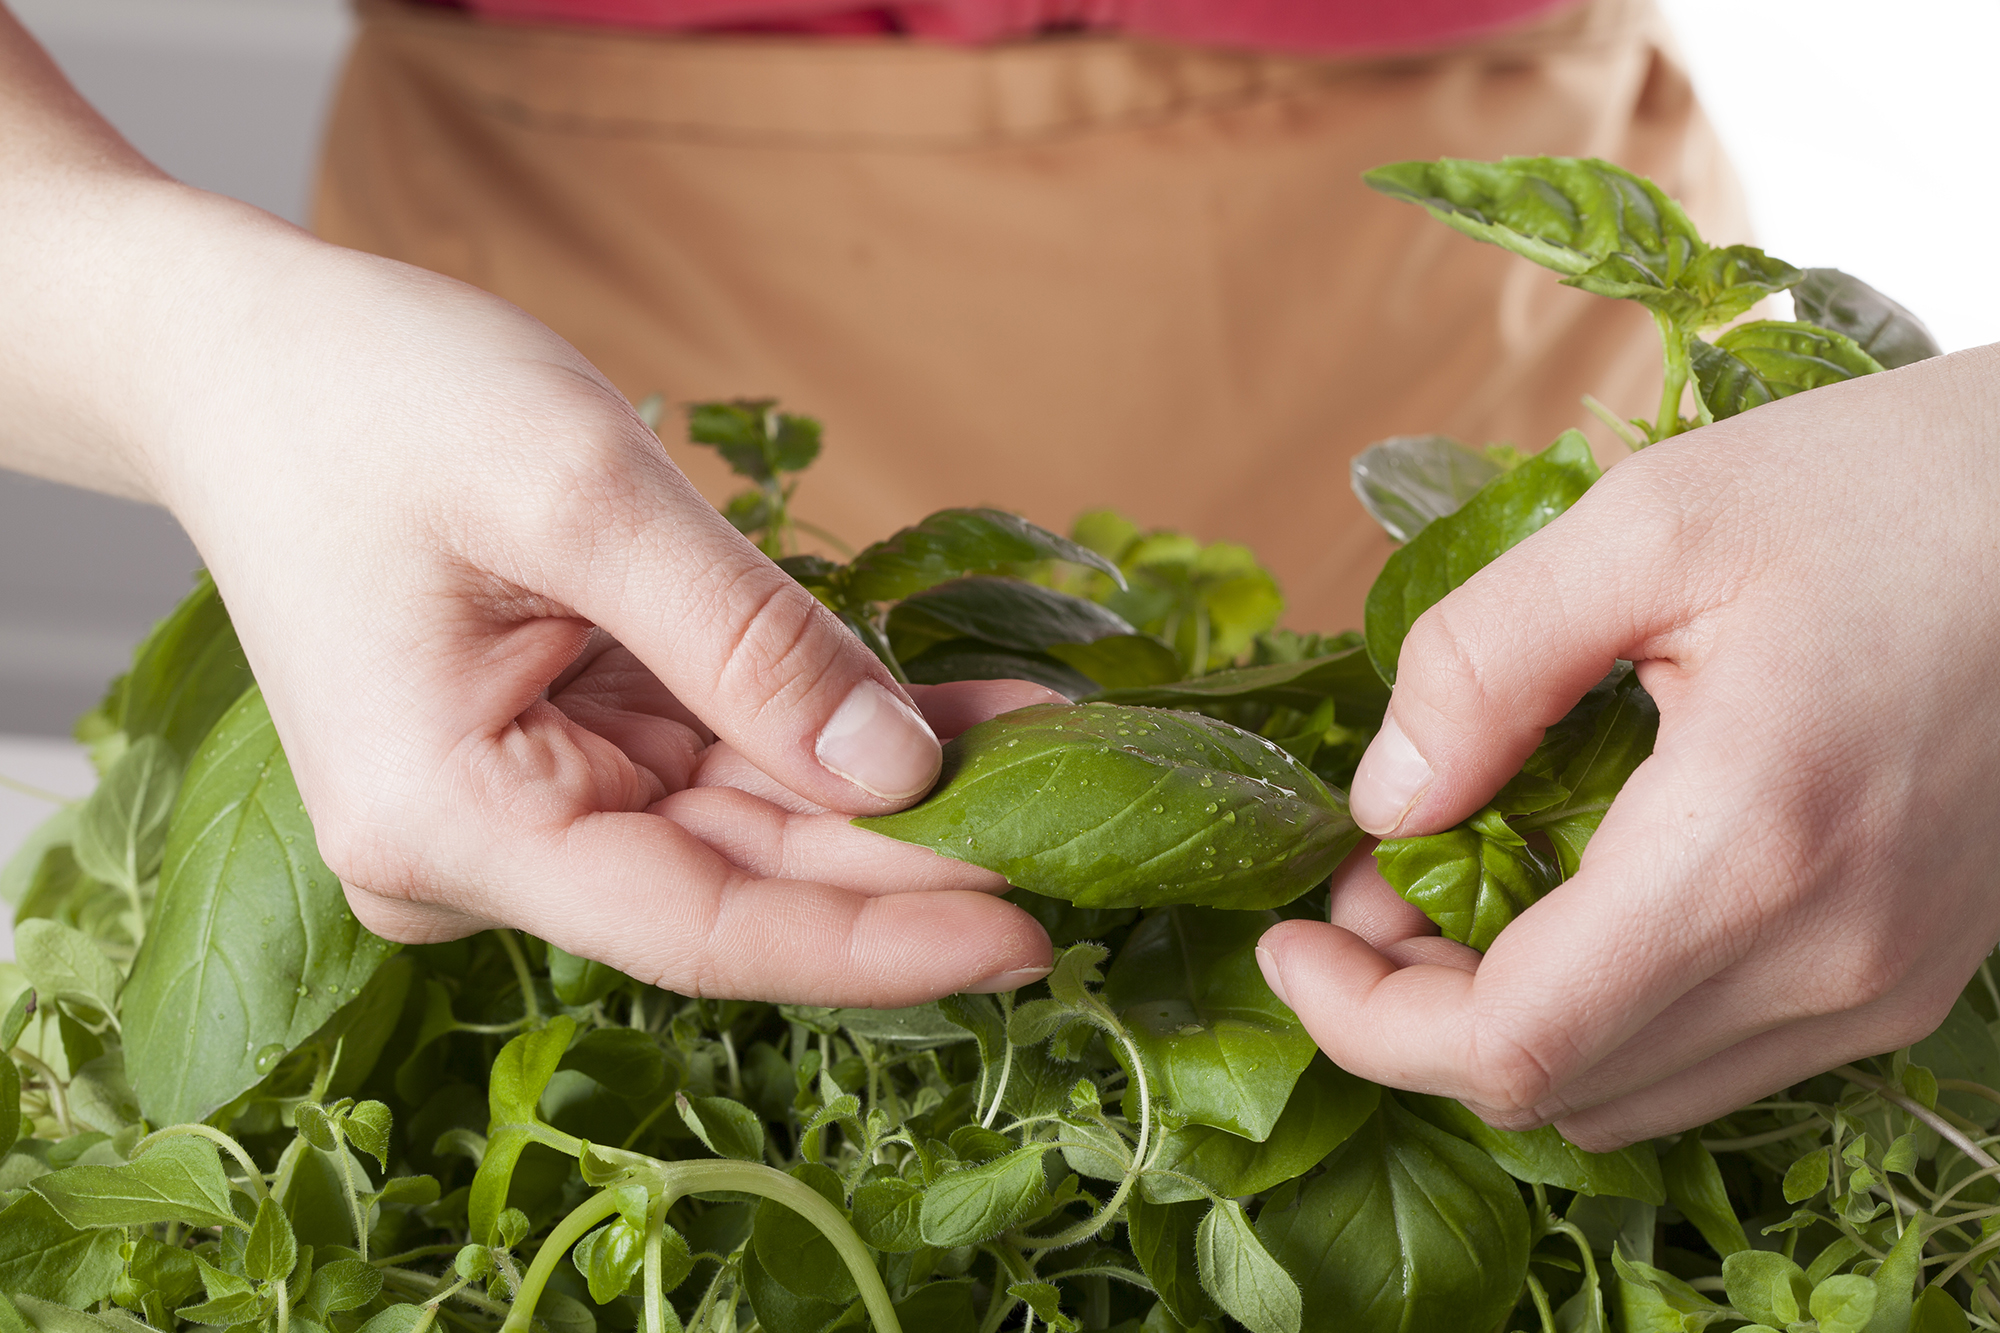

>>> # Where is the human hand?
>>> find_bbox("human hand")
[1258,346,2000,1146]
[3,163,1053,1003]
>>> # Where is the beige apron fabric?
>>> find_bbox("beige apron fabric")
[315,0,1745,631]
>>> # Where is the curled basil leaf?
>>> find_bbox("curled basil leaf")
[1349,434,1502,543]
[841,509,1123,605]
[1692,320,1883,422]
[1374,807,1556,952]
[1793,268,1941,370]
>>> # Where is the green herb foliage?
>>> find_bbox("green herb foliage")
[5,153,1990,1333]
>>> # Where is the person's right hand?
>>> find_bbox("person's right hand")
[0,15,1052,1003]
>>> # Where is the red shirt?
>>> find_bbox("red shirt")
[450,0,1576,54]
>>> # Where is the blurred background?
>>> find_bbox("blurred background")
[2,0,1996,951]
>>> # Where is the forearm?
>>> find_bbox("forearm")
[0,3,292,503]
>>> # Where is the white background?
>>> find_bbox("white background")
[3,0,1996,958]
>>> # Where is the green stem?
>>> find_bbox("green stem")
[792,520,857,559]
[134,1124,268,1209]
[0,772,72,804]
[1702,1116,1829,1153]
[503,1190,625,1333]
[1581,394,1645,451]
[335,1132,371,1263]
[1652,311,1691,441]
[1030,1028,1151,1253]
[622,1093,682,1152]
[13,1050,73,1137]
[983,1039,1017,1131]
[1836,1065,2000,1174]
[1523,1272,1557,1333]
[496,931,543,1026]
[643,1190,672,1333]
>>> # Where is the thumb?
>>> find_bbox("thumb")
[1348,465,1697,837]
[549,432,941,816]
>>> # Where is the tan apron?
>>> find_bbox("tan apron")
[314,0,1744,632]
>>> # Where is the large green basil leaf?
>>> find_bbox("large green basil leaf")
[1103,908,1317,1140]
[1088,648,1389,728]
[888,577,1138,662]
[1402,1093,1664,1203]
[753,1164,856,1304]
[13,920,122,1028]
[1613,1249,1731,1331]
[1661,1134,1749,1258]
[71,736,180,896]
[1911,995,2000,1126]
[121,687,396,1126]
[30,1134,239,1230]
[1793,268,1941,370]
[740,1245,844,1333]
[1349,434,1503,543]
[1691,320,1882,422]
[470,1016,577,1244]
[1256,1099,1530,1333]
[0,1192,123,1306]
[1140,1058,1379,1204]
[114,571,255,764]
[1128,1198,1220,1327]
[841,509,1123,605]
[900,642,1099,700]
[857,703,1358,911]
[1045,634,1186,691]
[1198,1200,1300,1333]
[1364,430,1599,686]
[1516,672,1658,878]
[1375,807,1556,952]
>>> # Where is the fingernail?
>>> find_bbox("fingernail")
[815,679,942,801]
[964,965,1052,994]
[1349,713,1434,836]
[1255,946,1290,1007]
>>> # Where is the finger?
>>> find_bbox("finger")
[1348,453,1737,837]
[905,679,1070,739]
[657,785,1009,896]
[1325,838,1437,950]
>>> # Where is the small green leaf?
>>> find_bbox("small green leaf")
[572,1217,646,1304]
[0,1193,123,1307]
[2,986,34,1051]
[686,400,820,483]
[1723,1250,1812,1325]
[115,570,256,764]
[919,1145,1050,1247]
[1912,1285,1973,1333]
[1810,1273,1877,1333]
[1137,1058,1379,1204]
[72,736,181,895]
[1127,1198,1219,1327]
[0,1058,18,1158]
[677,1092,766,1162]
[1364,430,1599,686]
[1515,671,1658,878]
[245,1195,298,1284]
[851,1177,927,1253]
[31,1134,241,1230]
[1662,1134,1749,1257]
[1104,907,1317,1140]
[1868,1213,1925,1333]
[299,1258,382,1319]
[1009,1282,1078,1331]
[1402,1094,1665,1203]
[859,703,1357,911]
[177,1289,265,1327]
[12,921,122,1026]
[888,577,1139,663]
[295,1102,340,1153]
[1793,268,1941,370]
[753,1164,856,1304]
[842,508,1124,605]
[739,1244,840,1333]
[1350,434,1502,543]
[341,1100,392,1170]
[559,1027,668,1098]
[1196,1199,1300,1333]
[1376,807,1555,952]
[1783,1147,1830,1204]
[1612,1248,1729,1331]
[1691,320,1882,422]
[546,943,627,1007]
[470,1015,577,1245]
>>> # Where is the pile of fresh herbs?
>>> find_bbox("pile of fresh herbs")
[3,156,1992,1333]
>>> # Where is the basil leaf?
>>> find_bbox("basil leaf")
[842,509,1124,605]
[1375,807,1556,952]
[1140,1058,1378,1204]
[244,1194,298,1283]
[1911,996,2000,1126]
[71,736,179,897]
[678,1092,766,1163]
[115,570,255,764]
[1692,320,1883,422]
[12,920,122,1026]
[0,806,77,911]
[1088,648,1389,728]
[894,1280,979,1333]
[1045,635,1186,690]
[1868,1215,1924,1333]
[1365,430,1599,685]
[1722,1250,1813,1326]
[1662,1133,1750,1257]
[121,687,396,1126]
[688,400,821,483]
[1196,1199,1300,1333]
[30,1134,240,1230]
[546,943,626,1008]
[900,642,1099,700]
[1102,535,1284,675]
[1350,434,1503,543]
[0,1192,122,1306]
[1257,1099,1530,1333]
[816,1002,976,1050]
[1811,1274,1877,1332]
[851,1177,927,1253]
[888,577,1138,661]
[8,1294,137,1333]
[1516,671,1658,877]
[1127,1198,1220,1327]
[1612,1248,1730,1330]
[1401,1093,1665,1203]
[300,1258,382,1318]
[919,1145,1050,1247]
[573,1217,646,1304]
[1104,908,1317,1140]
[858,703,1358,911]
[752,1164,857,1304]
[470,1015,576,1244]
[740,1244,842,1333]
[1793,268,1942,370]
[558,1027,667,1099]
[1913,1285,1973,1333]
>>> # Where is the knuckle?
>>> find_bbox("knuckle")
[1464,1019,1575,1118]
[707,571,846,715]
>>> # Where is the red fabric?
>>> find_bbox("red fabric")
[445,0,1575,54]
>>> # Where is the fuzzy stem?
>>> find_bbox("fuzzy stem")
[496,931,543,1025]
[135,1123,268,1209]
[643,1190,673,1333]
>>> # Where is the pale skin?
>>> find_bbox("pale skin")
[0,5,1055,1006]
[10,7,2000,1144]
[1258,346,2000,1148]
